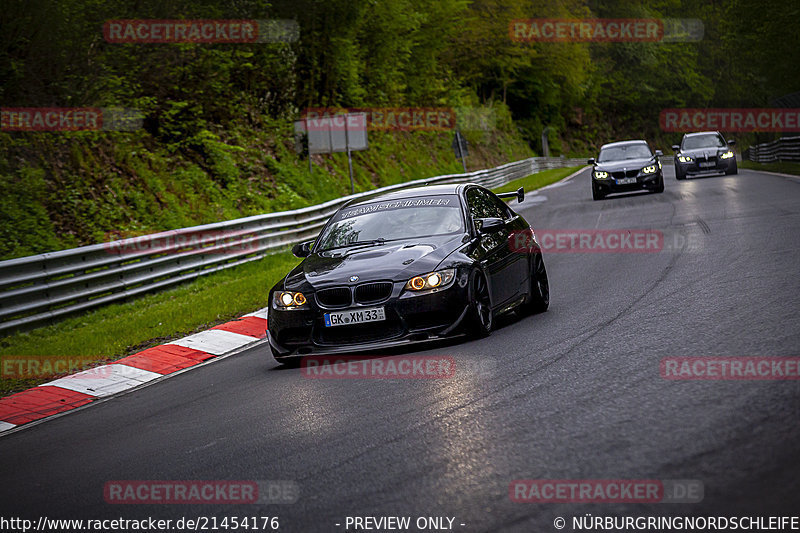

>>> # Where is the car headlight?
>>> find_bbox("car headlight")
[658,160,662,169]
[405,269,456,292]
[594,171,609,179]
[678,155,693,163]
[273,291,308,309]
[642,165,657,174]
[720,151,734,159]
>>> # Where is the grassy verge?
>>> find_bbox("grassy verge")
[493,165,584,195]
[0,164,584,397]
[740,160,800,176]
[0,252,299,396]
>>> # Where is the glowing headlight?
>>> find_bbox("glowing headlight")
[594,171,609,179]
[658,160,662,169]
[274,291,307,308]
[642,165,657,174]
[678,155,693,163]
[405,269,456,292]
[720,151,734,159]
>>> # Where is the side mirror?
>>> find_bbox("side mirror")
[587,158,596,165]
[477,217,504,234]
[727,139,736,146]
[654,149,663,157]
[292,241,313,258]
[671,145,680,152]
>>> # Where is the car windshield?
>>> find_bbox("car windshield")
[598,144,652,162]
[315,195,464,251]
[682,134,726,149]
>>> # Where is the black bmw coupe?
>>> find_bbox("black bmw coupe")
[589,140,664,200]
[266,183,549,364]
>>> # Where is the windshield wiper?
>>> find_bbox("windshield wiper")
[320,238,386,252]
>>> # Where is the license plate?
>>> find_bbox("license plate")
[616,177,637,185]
[699,161,715,168]
[324,307,386,327]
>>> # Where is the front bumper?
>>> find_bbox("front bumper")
[676,157,735,176]
[267,277,471,359]
[593,170,663,194]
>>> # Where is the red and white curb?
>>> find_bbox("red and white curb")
[0,308,268,435]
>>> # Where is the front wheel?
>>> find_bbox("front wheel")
[654,177,664,193]
[675,165,686,180]
[466,271,492,338]
[592,183,604,201]
[521,253,549,314]
[726,161,738,175]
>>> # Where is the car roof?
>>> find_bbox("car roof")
[600,140,649,149]
[683,131,721,137]
[344,183,465,208]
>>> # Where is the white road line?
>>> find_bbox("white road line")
[42,364,162,397]
[171,329,259,355]
[540,165,590,190]
[243,307,269,319]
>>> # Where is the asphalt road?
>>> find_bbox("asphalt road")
[2,165,800,532]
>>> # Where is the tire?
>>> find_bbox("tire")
[675,165,686,180]
[466,271,492,338]
[654,176,664,193]
[592,183,604,201]
[726,161,738,175]
[522,253,550,314]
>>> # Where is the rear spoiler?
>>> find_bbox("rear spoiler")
[497,187,524,203]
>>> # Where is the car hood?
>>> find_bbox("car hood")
[283,234,465,289]
[679,147,728,158]
[594,157,655,172]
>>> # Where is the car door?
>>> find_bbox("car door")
[465,187,521,306]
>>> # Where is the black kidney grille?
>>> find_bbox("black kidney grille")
[612,170,640,179]
[354,282,393,304]
[316,287,351,307]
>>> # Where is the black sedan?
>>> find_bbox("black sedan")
[589,140,664,200]
[672,131,737,180]
[266,183,549,364]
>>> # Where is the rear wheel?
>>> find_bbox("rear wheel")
[522,253,550,314]
[467,271,492,338]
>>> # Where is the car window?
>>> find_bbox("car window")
[682,134,726,150]
[315,195,464,251]
[598,144,653,162]
[467,188,507,220]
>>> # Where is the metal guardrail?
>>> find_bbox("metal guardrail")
[0,157,586,334]
[744,136,800,163]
